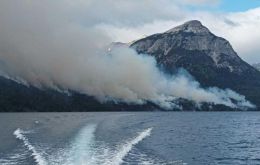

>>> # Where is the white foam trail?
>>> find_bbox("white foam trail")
[55,126,153,165]
[13,128,47,165]
[49,124,99,165]
[66,124,97,165]
[107,128,153,165]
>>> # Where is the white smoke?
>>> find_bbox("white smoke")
[0,0,255,110]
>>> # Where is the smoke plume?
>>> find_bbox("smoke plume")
[0,0,255,110]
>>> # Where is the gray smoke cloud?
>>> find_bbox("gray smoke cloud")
[0,0,255,110]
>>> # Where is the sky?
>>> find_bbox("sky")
[187,0,260,12]
[219,0,260,12]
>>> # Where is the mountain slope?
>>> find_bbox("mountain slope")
[253,63,260,71]
[0,76,158,112]
[131,20,260,109]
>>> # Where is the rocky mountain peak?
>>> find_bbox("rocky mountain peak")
[166,20,210,34]
[131,20,252,74]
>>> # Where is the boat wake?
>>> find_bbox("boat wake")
[13,128,47,165]
[108,128,152,165]
[12,125,155,165]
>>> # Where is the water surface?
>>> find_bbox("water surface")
[0,112,260,165]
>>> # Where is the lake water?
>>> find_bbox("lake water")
[0,112,260,165]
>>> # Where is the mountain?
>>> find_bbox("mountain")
[253,63,260,71]
[131,20,260,109]
[0,20,259,111]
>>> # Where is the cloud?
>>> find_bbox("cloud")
[0,0,255,109]
[181,0,220,6]
[63,0,185,26]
